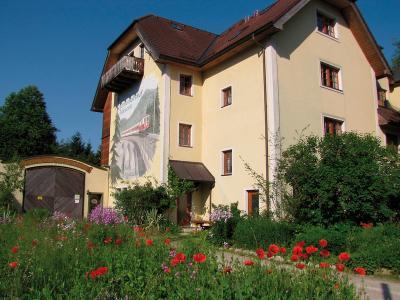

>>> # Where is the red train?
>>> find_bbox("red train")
[121,115,150,137]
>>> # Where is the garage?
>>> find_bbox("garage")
[24,166,85,218]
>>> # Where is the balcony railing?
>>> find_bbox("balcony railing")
[101,56,144,92]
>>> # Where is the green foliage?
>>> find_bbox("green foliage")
[295,223,400,274]
[0,86,57,161]
[167,166,195,200]
[0,160,24,211]
[24,208,51,222]
[0,220,357,298]
[208,203,242,245]
[114,180,173,225]
[278,132,400,225]
[392,40,400,72]
[55,132,101,166]
[232,216,295,249]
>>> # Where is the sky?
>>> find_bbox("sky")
[0,0,399,149]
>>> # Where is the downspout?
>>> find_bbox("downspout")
[252,34,270,214]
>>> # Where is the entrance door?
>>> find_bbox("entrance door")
[88,193,103,214]
[247,190,259,216]
[24,167,85,218]
[177,192,192,226]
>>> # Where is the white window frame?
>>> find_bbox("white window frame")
[177,122,194,148]
[220,85,233,108]
[319,60,344,93]
[220,148,233,176]
[321,114,346,136]
[178,73,194,97]
[315,9,340,41]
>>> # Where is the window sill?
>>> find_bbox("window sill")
[315,30,340,43]
[179,145,193,148]
[320,85,343,94]
[221,104,232,108]
[221,173,232,177]
[179,93,193,97]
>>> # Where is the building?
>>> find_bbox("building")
[91,0,394,225]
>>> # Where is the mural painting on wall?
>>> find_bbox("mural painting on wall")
[111,74,160,181]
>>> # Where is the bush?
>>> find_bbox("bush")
[232,217,295,249]
[208,203,241,245]
[114,180,173,225]
[278,132,400,225]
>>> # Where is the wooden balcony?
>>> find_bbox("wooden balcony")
[101,56,144,92]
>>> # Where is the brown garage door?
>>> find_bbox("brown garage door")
[24,166,85,218]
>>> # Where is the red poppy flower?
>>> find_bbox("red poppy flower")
[8,261,18,268]
[164,238,171,246]
[299,253,309,260]
[320,249,330,258]
[338,252,350,262]
[175,252,186,263]
[291,254,299,262]
[319,262,330,268]
[295,263,306,270]
[267,251,274,258]
[32,239,38,247]
[103,237,112,244]
[223,266,232,273]
[89,266,108,279]
[296,241,305,248]
[170,257,180,267]
[11,246,19,254]
[292,246,303,255]
[280,247,287,254]
[354,267,366,276]
[145,239,153,246]
[115,238,123,246]
[334,283,340,289]
[256,248,265,259]
[268,244,280,255]
[305,245,318,255]
[243,260,254,266]
[87,241,96,250]
[336,263,345,272]
[319,239,328,248]
[193,253,207,263]
[360,222,373,229]
[133,226,143,232]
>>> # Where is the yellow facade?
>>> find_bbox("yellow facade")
[102,0,393,221]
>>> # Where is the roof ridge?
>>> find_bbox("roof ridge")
[150,15,218,36]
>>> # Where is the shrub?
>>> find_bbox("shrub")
[88,206,124,225]
[278,132,400,225]
[114,180,173,225]
[232,217,295,249]
[208,203,241,245]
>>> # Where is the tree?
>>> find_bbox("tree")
[0,86,57,162]
[277,133,400,225]
[56,132,100,166]
[392,40,400,72]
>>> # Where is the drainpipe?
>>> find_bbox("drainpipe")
[252,33,270,215]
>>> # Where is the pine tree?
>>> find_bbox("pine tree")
[0,86,57,162]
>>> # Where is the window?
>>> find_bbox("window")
[377,87,387,106]
[317,12,336,38]
[386,134,398,153]
[179,124,192,147]
[321,63,341,91]
[222,86,232,107]
[324,117,343,136]
[179,75,192,96]
[222,150,232,175]
[139,44,145,59]
[247,190,259,216]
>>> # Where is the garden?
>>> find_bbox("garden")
[1,132,400,298]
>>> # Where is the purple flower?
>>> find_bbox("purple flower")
[210,207,233,223]
[88,205,123,225]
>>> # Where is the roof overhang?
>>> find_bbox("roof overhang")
[169,160,215,184]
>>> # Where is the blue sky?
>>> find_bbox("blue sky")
[0,0,399,149]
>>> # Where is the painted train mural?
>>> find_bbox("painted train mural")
[111,74,160,181]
